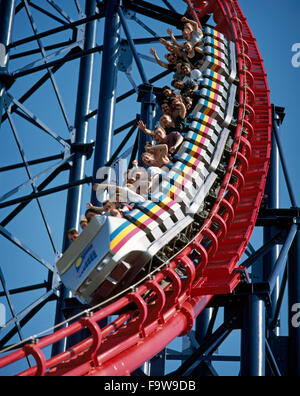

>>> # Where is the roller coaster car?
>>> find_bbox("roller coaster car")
[56,215,152,305]
[56,27,238,308]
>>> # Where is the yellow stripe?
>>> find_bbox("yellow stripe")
[194,134,205,144]
[160,197,172,206]
[211,81,217,90]
[199,124,207,133]
[188,144,201,156]
[133,213,151,227]
[110,223,137,250]
[190,156,198,166]
[210,71,219,82]
[148,205,162,215]
[156,195,175,211]
[204,106,211,115]
[174,174,184,185]
[184,163,195,172]
[182,155,198,168]
[170,185,177,194]
[203,114,210,123]
[209,91,215,101]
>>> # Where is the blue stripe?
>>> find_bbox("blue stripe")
[110,221,133,241]
[168,172,181,185]
[207,79,213,88]
[144,201,157,211]
[188,131,200,140]
[154,193,171,204]
[130,210,146,221]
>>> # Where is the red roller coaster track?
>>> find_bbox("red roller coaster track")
[0,0,272,376]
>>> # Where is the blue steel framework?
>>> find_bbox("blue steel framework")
[0,0,299,376]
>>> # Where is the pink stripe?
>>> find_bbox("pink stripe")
[112,228,141,253]
[186,167,196,178]
[140,217,156,229]
[163,200,176,209]
[189,145,205,156]
[153,207,167,218]
[198,129,209,145]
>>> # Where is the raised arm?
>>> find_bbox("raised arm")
[169,134,184,154]
[86,202,103,211]
[150,48,169,69]
[167,28,184,48]
[181,16,203,34]
[138,120,154,137]
[177,101,187,119]
[159,37,174,51]
[195,46,205,55]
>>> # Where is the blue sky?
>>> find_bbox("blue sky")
[240,0,300,211]
[0,0,299,376]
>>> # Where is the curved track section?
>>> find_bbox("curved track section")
[0,0,272,376]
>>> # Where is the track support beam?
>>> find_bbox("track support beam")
[241,292,266,376]
[52,0,98,356]
[0,0,16,129]
[91,0,121,204]
[288,230,300,376]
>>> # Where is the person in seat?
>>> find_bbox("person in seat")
[153,126,184,156]
[85,207,103,223]
[67,228,80,243]
[141,142,171,168]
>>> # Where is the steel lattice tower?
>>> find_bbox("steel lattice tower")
[0,0,190,365]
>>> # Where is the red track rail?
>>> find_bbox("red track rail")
[0,0,272,376]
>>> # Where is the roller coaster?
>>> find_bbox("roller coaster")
[0,0,299,377]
